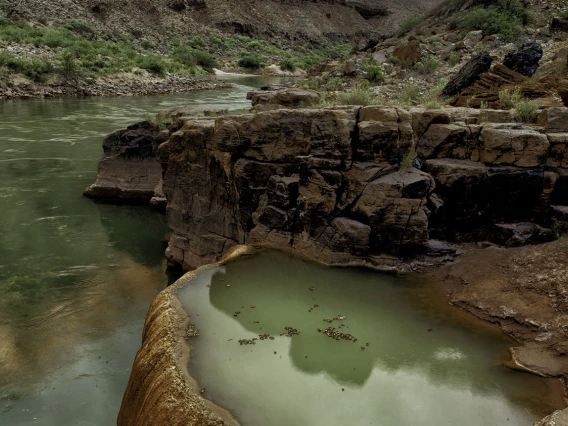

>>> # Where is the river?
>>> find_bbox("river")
[0,76,280,426]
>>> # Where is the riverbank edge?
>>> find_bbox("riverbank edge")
[119,243,568,426]
[0,76,232,101]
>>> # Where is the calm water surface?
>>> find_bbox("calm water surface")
[0,76,277,425]
[179,250,565,426]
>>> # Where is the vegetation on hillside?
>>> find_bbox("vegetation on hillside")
[0,15,352,82]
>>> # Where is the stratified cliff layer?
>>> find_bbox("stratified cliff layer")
[148,106,567,271]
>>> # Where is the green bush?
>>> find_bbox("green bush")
[459,0,534,40]
[326,77,343,91]
[561,9,568,19]
[60,51,79,79]
[137,54,168,75]
[338,89,378,106]
[280,58,296,72]
[172,45,217,71]
[448,52,461,66]
[364,63,385,82]
[0,52,53,82]
[499,87,521,109]
[141,40,154,50]
[515,99,538,122]
[414,57,439,75]
[64,19,93,35]
[238,53,263,70]
[398,17,422,34]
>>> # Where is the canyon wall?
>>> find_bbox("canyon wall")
[118,106,568,271]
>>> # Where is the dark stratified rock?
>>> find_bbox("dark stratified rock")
[503,41,543,77]
[84,121,169,202]
[551,17,568,33]
[86,106,568,270]
[491,223,554,247]
[558,80,568,107]
[442,52,492,98]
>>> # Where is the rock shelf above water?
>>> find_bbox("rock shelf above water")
[86,105,568,271]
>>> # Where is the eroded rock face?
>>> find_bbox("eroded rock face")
[88,106,568,271]
[84,121,169,202]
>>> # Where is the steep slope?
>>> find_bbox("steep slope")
[0,0,439,44]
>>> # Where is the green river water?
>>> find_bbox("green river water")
[0,76,276,426]
[0,77,564,426]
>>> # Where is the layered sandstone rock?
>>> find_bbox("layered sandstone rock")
[87,106,568,271]
[84,121,168,203]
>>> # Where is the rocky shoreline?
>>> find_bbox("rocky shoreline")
[0,75,231,100]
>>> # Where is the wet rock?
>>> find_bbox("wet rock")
[503,41,543,77]
[533,408,568,426]
[442,52,493,98]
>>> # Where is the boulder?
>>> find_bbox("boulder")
[424,240,459,257]
[550,17,568,33]
[442,52,492,98]
[492,223,554,247]
[329,217,371,254]
[343,59,358,76]
[247,87,320,109]
[558,80,568,107]
[537,107,568,131]
[416,123,470,160]
[476,124,549,168]
[392,40,422,67]
[503,41,543,77]
[463,30,483,49]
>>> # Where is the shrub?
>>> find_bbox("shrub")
[364,63,384,82]
[141,40,154,50]
[237,53,262,70]
[326,77,343,91]
[561,9,568,19]
[172,46,217,71]
[414,57,439,75]
[137,54,168,75]
[459,0,534,41]
[188,36,206,48]
[398,17,422,34]
[515,99,538,122]
[338,89,378,106]
[480,101,489,109]
[499,87,522,109]
[280,58,296,72]
[448,52,461,66]
[60,51,79,79]
[64,19,93,35]
[302,77,320,90]
[0,52,54,82]
[400,85,421,104]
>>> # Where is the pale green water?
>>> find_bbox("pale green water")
[179,250,565,426]
[0,76,280,426]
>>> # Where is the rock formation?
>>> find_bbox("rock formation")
[87,106,568,271]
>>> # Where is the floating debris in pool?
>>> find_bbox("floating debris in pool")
[360,347,365,350]
[318,327,356,342]
[253,320,260,324]
[309,286,316,291]
[200,388,206,394]
[250,305,255,308]
[258,333,273,340]
[314,304,319,308]
[323,314,347,323]
[366,342,370,346]
[226,284,231,287]
[186,323,200,338]
[233,311,241,317]
[281,326,300,337]
[238,339,256,345]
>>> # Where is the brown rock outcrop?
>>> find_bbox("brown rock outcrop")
[84,121,169,202]
[87,106,568,271]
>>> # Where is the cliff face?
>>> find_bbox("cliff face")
[149,106,568,271]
